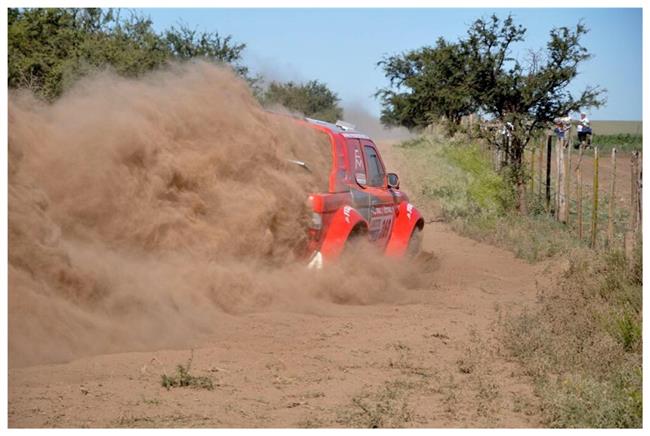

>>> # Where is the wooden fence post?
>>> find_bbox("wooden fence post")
[607,148,617,248]
[635,152,642,237]
[538,140,544,198]
[508,135,513,166]
[576,146,584,240]
[631,151,642,257]
[497,133,505,171]
[557,139,567,222]
[555,137,560,217]
[546,135,552,212]
[625,151,638,261]
[630,151,636,223]
[630,151,638,233]
[530,147,535,195]
[591,146,599,249]
[626,151,642,261]
[565,143,573,224]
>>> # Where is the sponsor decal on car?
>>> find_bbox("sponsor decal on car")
[343,205,352,223]
[371,206,394,216]
[354,148,364,169]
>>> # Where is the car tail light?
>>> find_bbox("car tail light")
[307,195,323,243]
[309,194,324,213]
[308,212,322,242]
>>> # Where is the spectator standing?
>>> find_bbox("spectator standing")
[554,115,572,144]
[576,112,592,149]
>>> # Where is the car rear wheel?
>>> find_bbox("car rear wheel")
[406,226,423,258]
[342,225,368,257]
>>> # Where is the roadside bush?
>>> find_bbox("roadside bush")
[442,145,514,216]
[397,135,575,262]
[260,80,343,123]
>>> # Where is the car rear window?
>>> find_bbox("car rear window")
[363,145,385,187]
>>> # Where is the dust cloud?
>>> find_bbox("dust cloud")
[9,62,431,367]
[342,102,414,143]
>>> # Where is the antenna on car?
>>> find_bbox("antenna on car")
[335,120,356,131]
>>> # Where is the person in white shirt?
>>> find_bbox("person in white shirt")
[576,113,592,148]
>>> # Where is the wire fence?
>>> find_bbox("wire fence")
[524,134,642,257]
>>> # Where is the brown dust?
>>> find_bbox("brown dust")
[8,62,431,367]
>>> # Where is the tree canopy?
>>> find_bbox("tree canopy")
[377,14,606,212]
[261,80,344,123]
[377,38,475,131]
[9,8,343,122]
[377,14,605,135]
[8,8,248,100]
[462,15,604,144]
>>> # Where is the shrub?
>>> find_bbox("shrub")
[161,353,214,390]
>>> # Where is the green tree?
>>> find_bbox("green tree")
[261,80,343,123]
[376,38,475,133]
[462,15,605,212]
[163,24,248,76]
[377,14,605,213]
[8,8,248,100]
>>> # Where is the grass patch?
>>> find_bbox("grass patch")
[395,134,642,427]
[502,247,642,428]
[442,144,514,215]
[593,134,642,152]
[161,352,214,391]
[397,134,634,262]
[337,379,415,428]
[397,135,582,262]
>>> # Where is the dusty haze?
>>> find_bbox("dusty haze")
[8,62,430,367]
[342,102,414,144]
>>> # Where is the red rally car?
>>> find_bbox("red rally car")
[297,118,424,268]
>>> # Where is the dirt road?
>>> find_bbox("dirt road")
[8,218,549,427]
[8,129,551,427]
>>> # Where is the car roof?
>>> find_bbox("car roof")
[263,109,372,141]
[304,118,371,140]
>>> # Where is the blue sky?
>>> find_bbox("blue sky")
[139,8,642,121]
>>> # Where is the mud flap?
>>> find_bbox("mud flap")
[307,251,323,270]
[385,202,424,257]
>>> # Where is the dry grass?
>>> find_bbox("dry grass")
[336,379,416,428]
[396,135,581,262]
[395,134,642,428]
[590,120,642,136]
[502,247,642,428]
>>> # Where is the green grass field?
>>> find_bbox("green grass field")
[591,121,642,135]
[589,121,643,152]
[593,133,642,152]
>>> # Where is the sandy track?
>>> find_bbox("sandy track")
[8,220,548,428]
